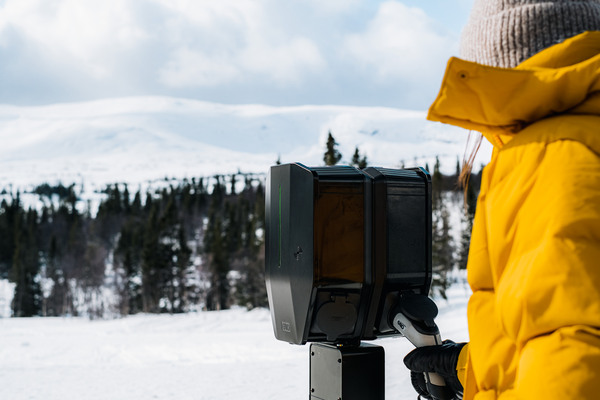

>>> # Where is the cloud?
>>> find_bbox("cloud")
[159,48,240,88]
[0,0,148,80]
[0,0,328,98]
[303,0,361,14]
[155,0,325,87]
[342,1,457,82]
[239,37,325,86]
[0,0,460,108]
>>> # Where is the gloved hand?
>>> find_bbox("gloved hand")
[403,340,466,400]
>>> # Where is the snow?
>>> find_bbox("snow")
[0,284,470,400]
[0,279,15,318]
[0,96,492,193]
[0,95,479,398]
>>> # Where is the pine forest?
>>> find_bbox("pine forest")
[0,135,481,318]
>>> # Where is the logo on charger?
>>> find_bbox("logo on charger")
[282,321,292,333]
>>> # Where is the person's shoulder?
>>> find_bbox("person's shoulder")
[501,114,600,158]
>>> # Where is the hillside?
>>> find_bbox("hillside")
[0,96,491,191]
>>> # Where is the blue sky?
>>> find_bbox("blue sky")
[0,0,474,109]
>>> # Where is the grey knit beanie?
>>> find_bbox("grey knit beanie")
[460,0,600,68]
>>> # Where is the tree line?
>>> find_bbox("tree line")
[1,131,481,317]
[0,175,267,317]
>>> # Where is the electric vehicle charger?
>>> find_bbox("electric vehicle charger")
[265,163,450,400]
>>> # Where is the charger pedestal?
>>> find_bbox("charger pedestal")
[309,342,385,400]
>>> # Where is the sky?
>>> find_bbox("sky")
[0,0,474,110]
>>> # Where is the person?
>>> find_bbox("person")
[403,1,600,399]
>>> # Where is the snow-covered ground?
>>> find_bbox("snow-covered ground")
[0,96,477,398]
[0,284,470,400]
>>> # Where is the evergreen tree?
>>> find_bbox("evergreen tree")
[205,215,230,310]
[141,206,161,312]
[234,244,267,309]
[181,184,192,215]
[211,176,225,209]
[350,146,368,169]
[173,226,192,313]
[63,211,86,283]
[81,241,107,289]
[80,240,109,318]
[323,131,342,166]
[123,185,131,214]
[0,199,13,279]
[144,192,153,214]
[254,182,265,227]
[0,195,21,279]
[351,147,361,167]
[230,174,237,196]
[431,206,453,299]
[131,190,142,215]
[158,193,183,313]
[430,156,454,299]
[224,201,242,254]
[432,157,443,210]
[45,235,72,316]
[455,157,461,179]
[114,219,144,314]
[66,185,78,215]
[231,180,268,309]
[10,209,42,317]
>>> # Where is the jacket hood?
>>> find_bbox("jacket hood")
[427,31,600,148]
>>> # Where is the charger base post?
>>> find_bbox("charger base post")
[310,342,384,400]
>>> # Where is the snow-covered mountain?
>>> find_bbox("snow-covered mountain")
[0,96,491,191]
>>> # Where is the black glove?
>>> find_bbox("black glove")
[403,340,466,400]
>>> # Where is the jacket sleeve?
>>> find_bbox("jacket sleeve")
[456,343,469,388]
[489,137,600,398]
[456,343,481,399]
[516,325,600,398]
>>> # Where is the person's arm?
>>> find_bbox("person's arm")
[491,138,600,398]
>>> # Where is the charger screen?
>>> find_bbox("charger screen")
[314,182,364,286]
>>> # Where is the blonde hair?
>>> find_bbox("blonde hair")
[459,132,483,209]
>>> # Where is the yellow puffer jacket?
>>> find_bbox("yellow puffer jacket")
[428,31,600,400]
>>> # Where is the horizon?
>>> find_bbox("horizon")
[0,95,491,192]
